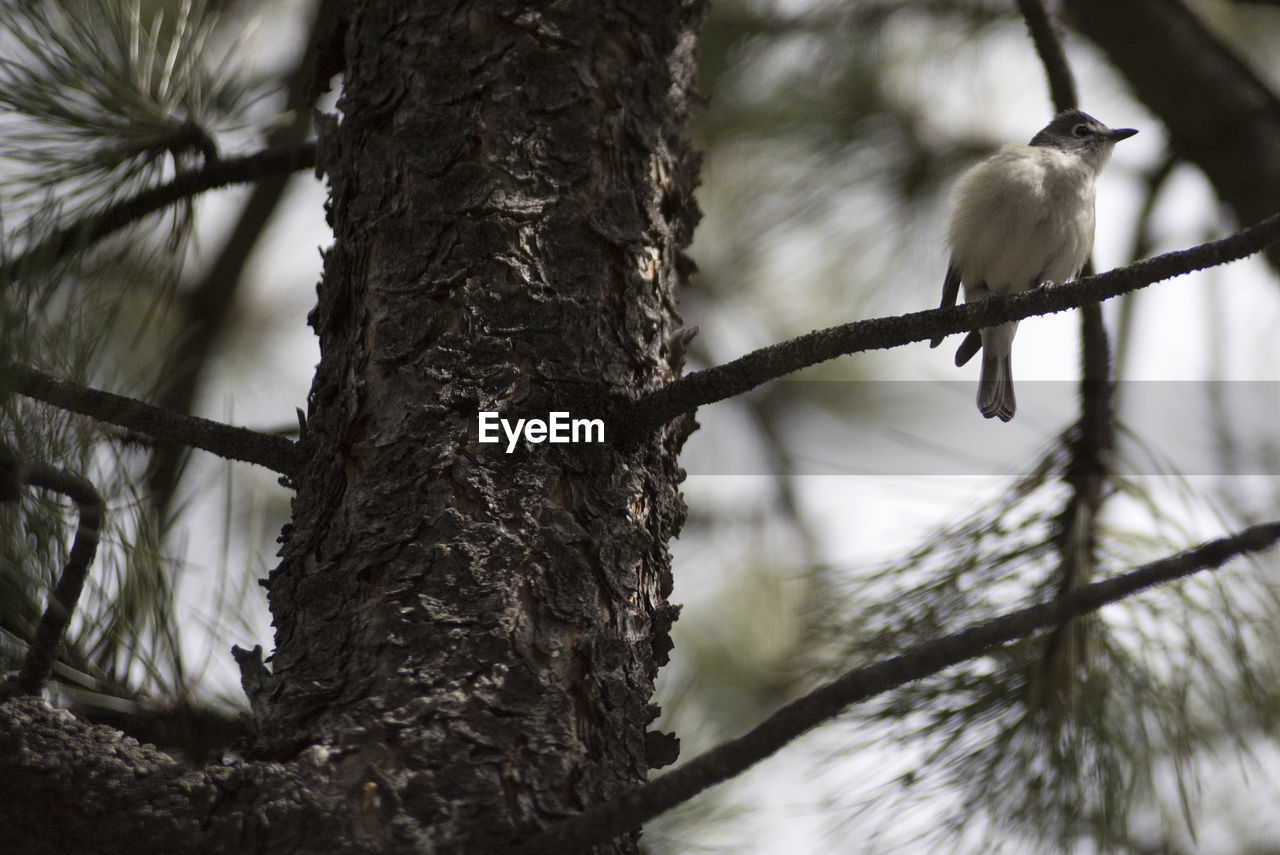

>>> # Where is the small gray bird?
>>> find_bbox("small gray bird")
[931,109,1137,422]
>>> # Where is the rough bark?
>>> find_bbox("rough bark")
[0,694,353,855]
[0,1,703,852]
[250,0,703,851]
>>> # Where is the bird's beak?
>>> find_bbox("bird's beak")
[1108,127,1138,142]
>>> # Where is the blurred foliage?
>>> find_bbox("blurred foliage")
[0,0,255,225]
[654,0,1280,853]
[0,0,294,752]
[813,430,1280,851]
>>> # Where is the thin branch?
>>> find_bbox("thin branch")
[147,0,337,518]
[1014,0,1115,457]
[618,211,1280,438]
[1016,0,1077,112]
[1061,0,1280,272]
[1038,301,1114,716]
[515,521,1280,854]
[1014,0,1114,709]
[2,142,318,284]
[1074,299,1113,456]
[0,448,106,697]
[1,363,301,476]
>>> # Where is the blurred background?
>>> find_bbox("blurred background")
[3,1,1280,852]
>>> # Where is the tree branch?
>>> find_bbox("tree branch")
[1,363,301,476]
[1016,0,1077,112]
[1015,0,1116,514]
[619,211,1280,437]
[516,520,1280,854]
[2,143,318,284]
[0,448,106,697]
[1013,0,1115,708]
[1061,0,1280,272]
[146,0,335,519]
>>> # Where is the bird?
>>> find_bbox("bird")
[931,109,1137,422]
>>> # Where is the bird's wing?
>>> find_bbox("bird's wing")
[929,261,962,348]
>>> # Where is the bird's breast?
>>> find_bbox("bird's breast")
[948,145,1098,296]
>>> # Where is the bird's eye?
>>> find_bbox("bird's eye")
[1072,124,1092,138]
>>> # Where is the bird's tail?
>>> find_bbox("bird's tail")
[977,322,1017,422]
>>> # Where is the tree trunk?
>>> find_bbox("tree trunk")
[0,1,704,852]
